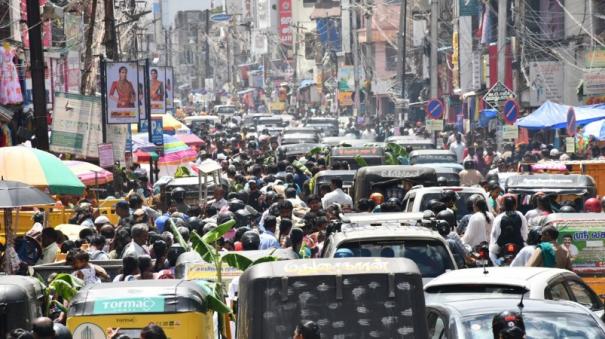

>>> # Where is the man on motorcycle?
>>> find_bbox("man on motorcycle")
[489,195,528,266]
[436,209,469,268]
[510,227,542,267]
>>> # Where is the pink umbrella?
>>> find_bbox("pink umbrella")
[63,160,114,186]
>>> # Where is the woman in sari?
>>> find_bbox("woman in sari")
[150,68,164,101]
[109,66,136,108]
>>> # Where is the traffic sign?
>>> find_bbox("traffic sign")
[210,13,232,22]
[426,98,444,119]
[483,81,515,108]
[503,99,519,125]
[567,106,576,136]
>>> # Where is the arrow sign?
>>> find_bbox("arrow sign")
[503,99,519,125]
[567,106,576,137]
[426,98,444,120]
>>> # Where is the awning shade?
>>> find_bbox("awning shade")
[516,100,605,130]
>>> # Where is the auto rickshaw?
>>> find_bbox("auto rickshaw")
[352,165,437,205]
[540,213,605,300]
[312,170,357,195]
[237,257,429,339]
[386,135,435,150]
[0,276,45,337]
[505,174,597,214]
[275,143,324,162]
[67,280,214,339]
[330,146,385,170]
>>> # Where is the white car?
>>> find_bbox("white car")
[401,186,492,221]
[424,267,604,317]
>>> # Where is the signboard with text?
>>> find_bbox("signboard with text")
[483,81,515,108]
[279,0,293,45]
[426,119,444,132]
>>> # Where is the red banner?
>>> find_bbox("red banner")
[279,0,293,45]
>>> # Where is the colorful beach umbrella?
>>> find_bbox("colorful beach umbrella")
[63,160,114,186]
[0,146,85,195]
[131,133,197,165]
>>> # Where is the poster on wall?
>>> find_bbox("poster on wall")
[529,61,564,106]
[279,0,293,45]
[104,62,139,124]
[149,66,166,114]
[165,67,174,110]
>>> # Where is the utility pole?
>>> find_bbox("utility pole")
[352,0,361,116]
[430,0,438,97]
[205,10,211,81]
[397,0,408,123]
[104,0,118,60]
[26,0,49,151]
[365,0,373,117]
[81,0,98,95]
[497,0,506,83]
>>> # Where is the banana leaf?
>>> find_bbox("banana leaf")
[48,274,83,301]
[174,166,191,178]
[196,280,232,314]
[354,155,369,167]
[169,218,190,251]
[221,252,253,271]
[202,219,236,244]
[191,230,218,264]
[252,256,279,266]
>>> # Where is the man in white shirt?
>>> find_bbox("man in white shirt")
[449,133,466,163]
[210,186,229,211]
[321,178,353,210]
[36,228,60,265]
[121,223,149,258]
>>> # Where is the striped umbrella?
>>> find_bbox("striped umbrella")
[131,133,197,166]
[63,160,114,186]
[0,146,85,195]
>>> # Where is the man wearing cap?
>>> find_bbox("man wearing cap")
[94,216,111,231]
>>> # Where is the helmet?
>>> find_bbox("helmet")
[435,220,451,238]
[428,199,446,214]
[441,190,457,203]
[463,159,475,170]
[171,187,186,200]
[369,192,384,205]
[584,198,602,213]
[436,210,456,229]
[53,323,73,339]
[559,205,576,213]
[228,198,246,212]
[492,311,525,339]
[527,226,542,245]
[422,210,435,220]
[187,217,202,233]
[437,176,449,186]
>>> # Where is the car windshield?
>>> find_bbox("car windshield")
[337,239,455,277]
[461,311,605,339]
[217,107,236,114]
[424,284,527,304]
[419,192,478,220]
[411,154,457,164]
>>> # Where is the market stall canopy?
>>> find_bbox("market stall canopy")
[63,160,114,186]
[132,133,197,166]
[582,119,605,140]
[0,180,55,208]
[0,146,85,195]
[131,114,189,134]
[175,133,205,147]
[516,100,605,130]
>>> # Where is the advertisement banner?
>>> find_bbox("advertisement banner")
[338,91,353,107]
[337,66,355,91]
[252,31,268,55]
[165,67,174,110]
[104,62,140,124]
[585,49,605,68]
[556,222,605,275]
[149,66,166,114]
[529,61,564,106]
[583,69,605,96]
[98,143,115,168]
[137,65,147,120]
[51,92,127,162]
[279,0,293,45]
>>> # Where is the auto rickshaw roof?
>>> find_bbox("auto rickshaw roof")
[68,280,210,316]
[314,170,357,178]
[277,143,324,155]
[331,146,385,157]
[239,257,421,280]
[505,174,595,194]
[0,276,44,304]
[355,165,436,181]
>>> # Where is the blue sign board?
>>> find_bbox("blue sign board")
[151,117,164,146]
[210,13,231,22]
[426,99,444,119]
[503,99,519,125]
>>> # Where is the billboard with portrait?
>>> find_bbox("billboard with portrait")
[165,67,174,110]
[149,66,166,114]
[105,62,139,124]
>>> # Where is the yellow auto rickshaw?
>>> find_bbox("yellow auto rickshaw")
[67,280,214,339]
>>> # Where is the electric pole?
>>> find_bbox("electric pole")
[365,0,373,117]
[104,0,118,60]
[26,0,49,151]
[497,0,506,83]
[352,0,361,116]
[81,0,98,95]
[430,0,438,97]
[397,0,408,123]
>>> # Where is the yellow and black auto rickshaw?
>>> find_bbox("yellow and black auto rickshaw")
[67,280,214,339]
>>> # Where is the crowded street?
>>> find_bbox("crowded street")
[2,0,605,338]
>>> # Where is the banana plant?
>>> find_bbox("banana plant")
[41,273,84,317]
[384,142,409,165]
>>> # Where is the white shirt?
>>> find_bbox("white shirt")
[321,188,353,210]
[461,212,494,248]
[36,242,59,265]
[510,245,536,267]
[121,241,149,258]
[449,142,466,163]
[211,198,229,210]
[489,211,529,260]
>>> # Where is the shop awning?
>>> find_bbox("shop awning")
[516,100,605,130]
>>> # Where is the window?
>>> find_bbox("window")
[567,280,600,310]
[547,282,571,301]
[385,44,398,71]
[427,312,448,339]
[405,197,415,212]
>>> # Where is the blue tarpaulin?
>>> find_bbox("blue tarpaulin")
[479,109,498,127]
[516,100,605,130]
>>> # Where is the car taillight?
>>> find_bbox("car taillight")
[505,243,517,254]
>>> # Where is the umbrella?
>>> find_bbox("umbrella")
[0,146,85,195]
[582,119,605,140]
[131,133,197,166]
[175,133,205,147]
[63,160,114,186]
[0,180,55,208]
